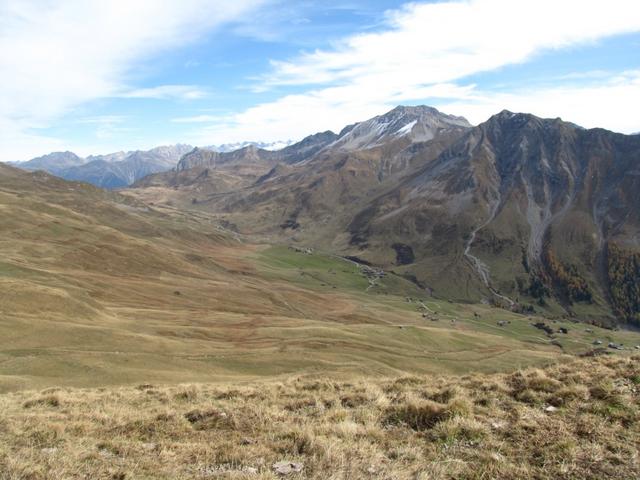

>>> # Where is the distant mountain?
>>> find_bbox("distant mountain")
[15,144,193,189]
[169,105,472,235]
[134,131,339,192]
[278,131,340,163]
[128,105,640,326]
[150,106,463,186]
[207,140,294,152]
[85,151,130,163]
[132,105,472,223]
[14,151,86,175]
[178,132,339,171]
[329,105,470,151]
[176,145,274,172]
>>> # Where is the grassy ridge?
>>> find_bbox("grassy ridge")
[1,355,638,479]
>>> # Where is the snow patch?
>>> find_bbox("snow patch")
[394,120,417,137]
[208,140,293,152]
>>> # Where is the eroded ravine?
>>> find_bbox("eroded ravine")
[463,195,515,306]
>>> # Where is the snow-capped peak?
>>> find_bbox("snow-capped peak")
[328,105,471,151]
[206,140,294,152]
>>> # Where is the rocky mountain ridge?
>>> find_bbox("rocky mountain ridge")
[13,144,193,189]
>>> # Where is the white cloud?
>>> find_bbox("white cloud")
[119,85,208,100]
[77,115,127,125]
[439,70,640,133]
[0,0,267,160]
[262,0,640,88]
[172,115,223,124]
[189,83,475,145]
[76,115,137,141]
[0,118,68,160]
[3,0,640,159]
[196,0,640,143]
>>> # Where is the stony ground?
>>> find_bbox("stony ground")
[1,354,638,479]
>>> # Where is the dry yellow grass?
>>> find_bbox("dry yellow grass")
[2,164,640,479]
[1,355,638,479]
[9,163,635,393]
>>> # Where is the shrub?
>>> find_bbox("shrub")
[385,399,447,430]
[23,395,60,409]
[184,408,233,430]
[431,417,488,444]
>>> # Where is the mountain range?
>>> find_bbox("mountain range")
[128,105,640,327]
[12,141,297,189]
[2,104,640,396]
[12,144,193,189]
[5,105,638,326]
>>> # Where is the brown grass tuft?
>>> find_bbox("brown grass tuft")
[1,356,639,479]
[22,394,60,409]
[385,398,448,430]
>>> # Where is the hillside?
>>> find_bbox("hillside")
[3,162,638,393]
[345,111,640,324]
[126,106,640,326]
[1,355,638,479]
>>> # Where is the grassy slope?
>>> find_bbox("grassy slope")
[1,355,638,479]
[1,164,639,394]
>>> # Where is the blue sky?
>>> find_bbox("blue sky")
[1,0,640,161]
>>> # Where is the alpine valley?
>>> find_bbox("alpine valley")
[4,105,640,480]
[3,105,640,390]
[126,105,640,328]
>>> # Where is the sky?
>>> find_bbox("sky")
[1,0,640,161]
